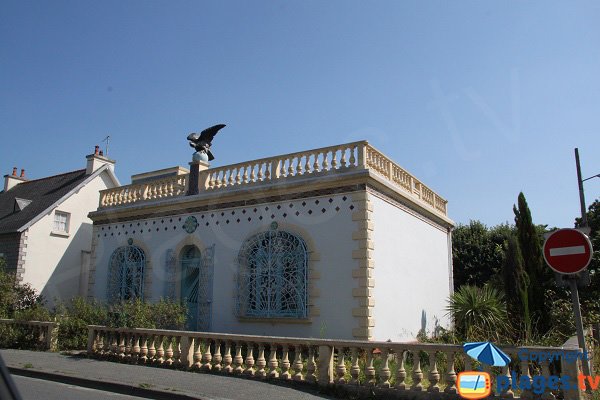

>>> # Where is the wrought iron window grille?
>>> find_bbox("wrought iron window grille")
[107,244,146,302]
[237,229,308,319]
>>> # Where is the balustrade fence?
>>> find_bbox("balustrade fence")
[0,319,58,351]
[87,326,582,399]
[98,141,448,216]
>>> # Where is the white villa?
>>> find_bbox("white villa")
[87,141,454,341]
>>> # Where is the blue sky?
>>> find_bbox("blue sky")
[1,1,599,228]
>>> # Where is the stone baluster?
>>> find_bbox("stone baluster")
[234,168,241,184]
[336,347,347,384]
[147,335,156,363]
[287,158,294,176]
[118,333,126,360]
[304,155,311,173]
[243,166,249,183]
[264,162,271,180]
[349,145,357,166]
[139,335,148,364]
[156,336,165,365]
[331,149,338,169]
[340,147,348,168]
[350,347,360,385]
[444,351,457,394]
[365,348,376,386]
[110,332,119,359]
[500,363,514,398]
[306,346,317,383]
[411,350,424,391]
[268,344,279,378]
[173,336,181,367]
[396,350,407,390]
[520,356,533,399]
[258,163,264,181]
[296,156,304,175]
[256,343,267,378]
[293,346,304,381]
[213,340,222,372]
[233,342,244,374]
[193,339,202,369]
[428,351,440,392]
[244,343,255,376]
[222,341,233,373]
[540,359,556,400]
[132,334,141,364]
[322,151,329,171]
[313,153,320,172]
[279,159,286,177]
[281,345,291,380]
[165,336,174,366]
[94,330,102,355]
[201,339,212,371]
[125,332,133,359]
[379,349,391,388]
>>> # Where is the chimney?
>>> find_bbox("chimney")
[86,145,115,175]
[4,166,28,191]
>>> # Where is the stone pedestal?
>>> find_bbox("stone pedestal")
[186,156,209,196]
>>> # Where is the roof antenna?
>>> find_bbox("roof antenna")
[102,135,110,157]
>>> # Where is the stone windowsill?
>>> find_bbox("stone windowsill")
[237,316,312,324]
[50,231,70,238]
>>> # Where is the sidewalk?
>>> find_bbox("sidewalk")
[1,349,334,400]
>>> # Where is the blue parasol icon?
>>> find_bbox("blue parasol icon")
[463,342,511,367]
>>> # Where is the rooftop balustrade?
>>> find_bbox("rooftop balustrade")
[98,141,448,217]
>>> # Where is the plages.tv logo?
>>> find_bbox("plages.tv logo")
[457,342,511,400]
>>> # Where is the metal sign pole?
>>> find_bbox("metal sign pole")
[568,276,592,379]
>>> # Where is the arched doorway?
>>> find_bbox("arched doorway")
[180,245,214,331]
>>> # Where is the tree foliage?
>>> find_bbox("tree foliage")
[452,221,511,288]
[513,192,552,335]
[502,234,531,339]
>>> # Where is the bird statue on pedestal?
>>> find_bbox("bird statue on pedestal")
[187,124,226,161]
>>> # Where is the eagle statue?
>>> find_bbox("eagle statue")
[187,124,226,161]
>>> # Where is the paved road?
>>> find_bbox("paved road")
[13,375,150,400]
[1,349,334,400]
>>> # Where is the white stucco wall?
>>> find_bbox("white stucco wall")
[22,171,114,305]
[370,194,452,341]
[91,193,358,339]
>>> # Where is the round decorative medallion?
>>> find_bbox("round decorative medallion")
[127,238,133,245]
[270,221,278,230]
[184,216,199,234]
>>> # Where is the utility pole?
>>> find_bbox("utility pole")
[575,148,587,227]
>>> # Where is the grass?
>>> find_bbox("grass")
[23,363,33,369]
[138,382,154,389]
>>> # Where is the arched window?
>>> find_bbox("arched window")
[237,229,308,318]
[107,245,146,302]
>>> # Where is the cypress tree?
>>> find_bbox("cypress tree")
[513,192,550,335]
[502,235,531,339]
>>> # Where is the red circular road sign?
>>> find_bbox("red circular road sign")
[543,228,593,274]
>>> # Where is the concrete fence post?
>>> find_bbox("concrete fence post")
[180,336,195,369]
[317,345,334,386]
[87,327,96,354]
[47,322,59,352]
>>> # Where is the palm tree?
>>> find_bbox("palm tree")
[447,285,511,342]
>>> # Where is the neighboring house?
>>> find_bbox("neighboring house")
[0,147,119,305]
[87,140,454,341]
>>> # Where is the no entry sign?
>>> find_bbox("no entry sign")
[543,228,593,274]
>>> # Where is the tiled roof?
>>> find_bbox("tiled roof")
[0,169,89,233]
